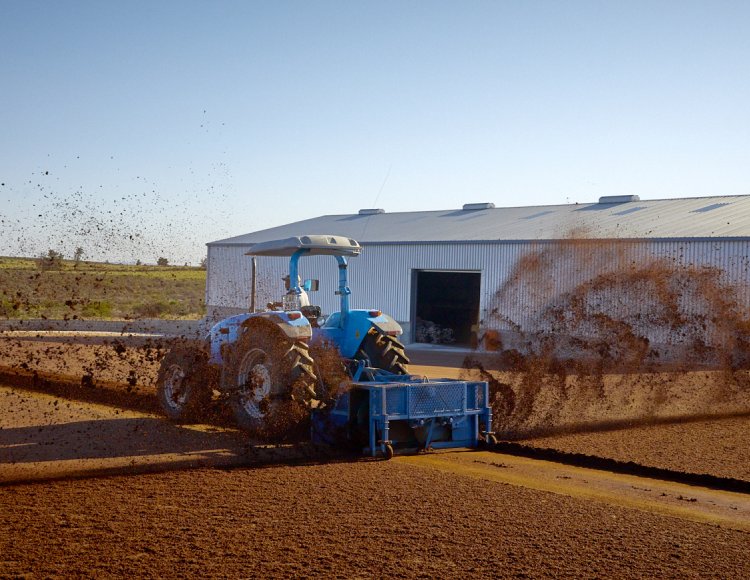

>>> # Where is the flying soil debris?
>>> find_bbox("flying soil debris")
[465,241,750,437]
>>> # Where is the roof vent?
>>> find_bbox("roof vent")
[462,202,496,211]
[598,195,640,204]
[358,208,385,215]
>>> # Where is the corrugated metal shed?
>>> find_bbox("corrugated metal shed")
[209,195,750,246]
[205,195,750,346]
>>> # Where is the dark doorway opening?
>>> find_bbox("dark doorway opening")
[413,270,481,347]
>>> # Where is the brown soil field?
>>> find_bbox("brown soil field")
[2,448,749,578]
[0,336,163,395]
[0,385,249,483]
[2,336,750,578]
[520,414,750,483]
[1,336,749,482]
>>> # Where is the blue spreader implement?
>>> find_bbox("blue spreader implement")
[313,364,493,458]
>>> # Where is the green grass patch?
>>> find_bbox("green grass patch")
[0,256,206,320]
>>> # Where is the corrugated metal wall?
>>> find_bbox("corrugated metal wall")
[206,239,750,342]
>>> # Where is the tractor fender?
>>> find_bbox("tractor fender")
[370,314,403,337]
[207,311,312,366]
[318,309,403,359]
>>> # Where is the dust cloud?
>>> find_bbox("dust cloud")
[465,240,750,438]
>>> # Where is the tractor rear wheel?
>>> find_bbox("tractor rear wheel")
[157,341,212,421]
[356,328,410,374]
[221,328,317,437]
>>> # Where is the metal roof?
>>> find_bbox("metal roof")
[209,195,750,246]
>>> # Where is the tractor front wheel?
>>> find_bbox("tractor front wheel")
[356,328,410,374]
[222,328,317,437]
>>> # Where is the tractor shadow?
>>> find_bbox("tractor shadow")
[0,414,260,485]
[0,414,361,485]
[0,387,362,485]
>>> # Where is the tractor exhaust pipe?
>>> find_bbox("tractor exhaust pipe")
[250,257,257,312]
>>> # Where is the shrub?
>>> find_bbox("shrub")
[37,249,64,271]
[82,300,113,318]
[132,300,169,318]
[0,298,15,317]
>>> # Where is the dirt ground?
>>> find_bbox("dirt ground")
[5,384,747,521]
[521,413,750,482]
[1,454,748,578]
[0,335,163,396]
[2,336,750,481]
[2,337,750,577]
[0,385,249,483]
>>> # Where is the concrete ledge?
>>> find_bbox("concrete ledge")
[405,342,479,368]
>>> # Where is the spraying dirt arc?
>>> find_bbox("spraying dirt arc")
[465,239,750,438]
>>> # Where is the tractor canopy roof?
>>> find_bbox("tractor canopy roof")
[245,234,362,257]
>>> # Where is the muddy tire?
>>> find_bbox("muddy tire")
[157,343,212,421]
[221,328,317,436]
[356,329,410,374]
[308,341,352,406]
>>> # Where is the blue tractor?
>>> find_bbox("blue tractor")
[157,234,493,457]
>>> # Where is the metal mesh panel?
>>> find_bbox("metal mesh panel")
[409,383,464,415]
[385,387,407,415]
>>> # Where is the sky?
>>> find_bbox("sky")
[1,0,749,264]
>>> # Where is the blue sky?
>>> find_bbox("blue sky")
[1,1,748,263]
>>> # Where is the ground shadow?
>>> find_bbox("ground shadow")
[0,367,160,415]
[492,441,750,493]
[1,417,246,464]
[0,412,362,486]
[506,409,750,441]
